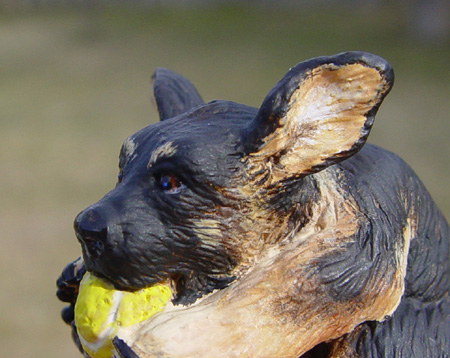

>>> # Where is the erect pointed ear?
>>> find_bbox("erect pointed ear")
[151,68,204,121]
[244,52,394,183]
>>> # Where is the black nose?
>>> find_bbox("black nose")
[74,208,108,259]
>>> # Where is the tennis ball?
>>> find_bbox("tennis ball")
[74,272,171,358]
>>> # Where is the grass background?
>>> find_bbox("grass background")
[1,3,449,357]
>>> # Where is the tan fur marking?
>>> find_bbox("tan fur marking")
[147,142,178,168]
[383,216,415,317]
[123,137,138,160]
[191,219,222,247]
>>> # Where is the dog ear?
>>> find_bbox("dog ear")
[151,68,204,121]
[243,52,394,181]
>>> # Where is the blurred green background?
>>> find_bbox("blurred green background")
[1,1,449,357]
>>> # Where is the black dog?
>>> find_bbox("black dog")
[57,52,450,357]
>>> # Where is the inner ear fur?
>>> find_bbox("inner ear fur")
[244,52,394,180]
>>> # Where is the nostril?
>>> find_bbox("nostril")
[81,235,105,258]
[74,208,108,258]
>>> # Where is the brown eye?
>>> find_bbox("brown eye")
[159,174,183,194]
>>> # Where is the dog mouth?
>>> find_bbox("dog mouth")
[78,229,236,305]
[90,270,163,292]
[78,236,175,295]
[83,258,171,293]
[82,257,200,306]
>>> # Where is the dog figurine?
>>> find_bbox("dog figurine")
[57,52,450,357]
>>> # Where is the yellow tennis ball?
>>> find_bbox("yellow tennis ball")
[74,272,171,358]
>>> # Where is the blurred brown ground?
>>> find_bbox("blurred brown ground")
[0,3,448,357]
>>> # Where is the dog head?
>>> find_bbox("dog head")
[74,52,393,306]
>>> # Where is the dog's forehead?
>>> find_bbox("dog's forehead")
[124,101,257,163]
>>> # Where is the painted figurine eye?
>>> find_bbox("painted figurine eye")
[158,174,183,194]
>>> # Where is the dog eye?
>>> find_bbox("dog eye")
[158,174,183,194]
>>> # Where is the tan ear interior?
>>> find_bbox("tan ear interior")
[253,64,389,178]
